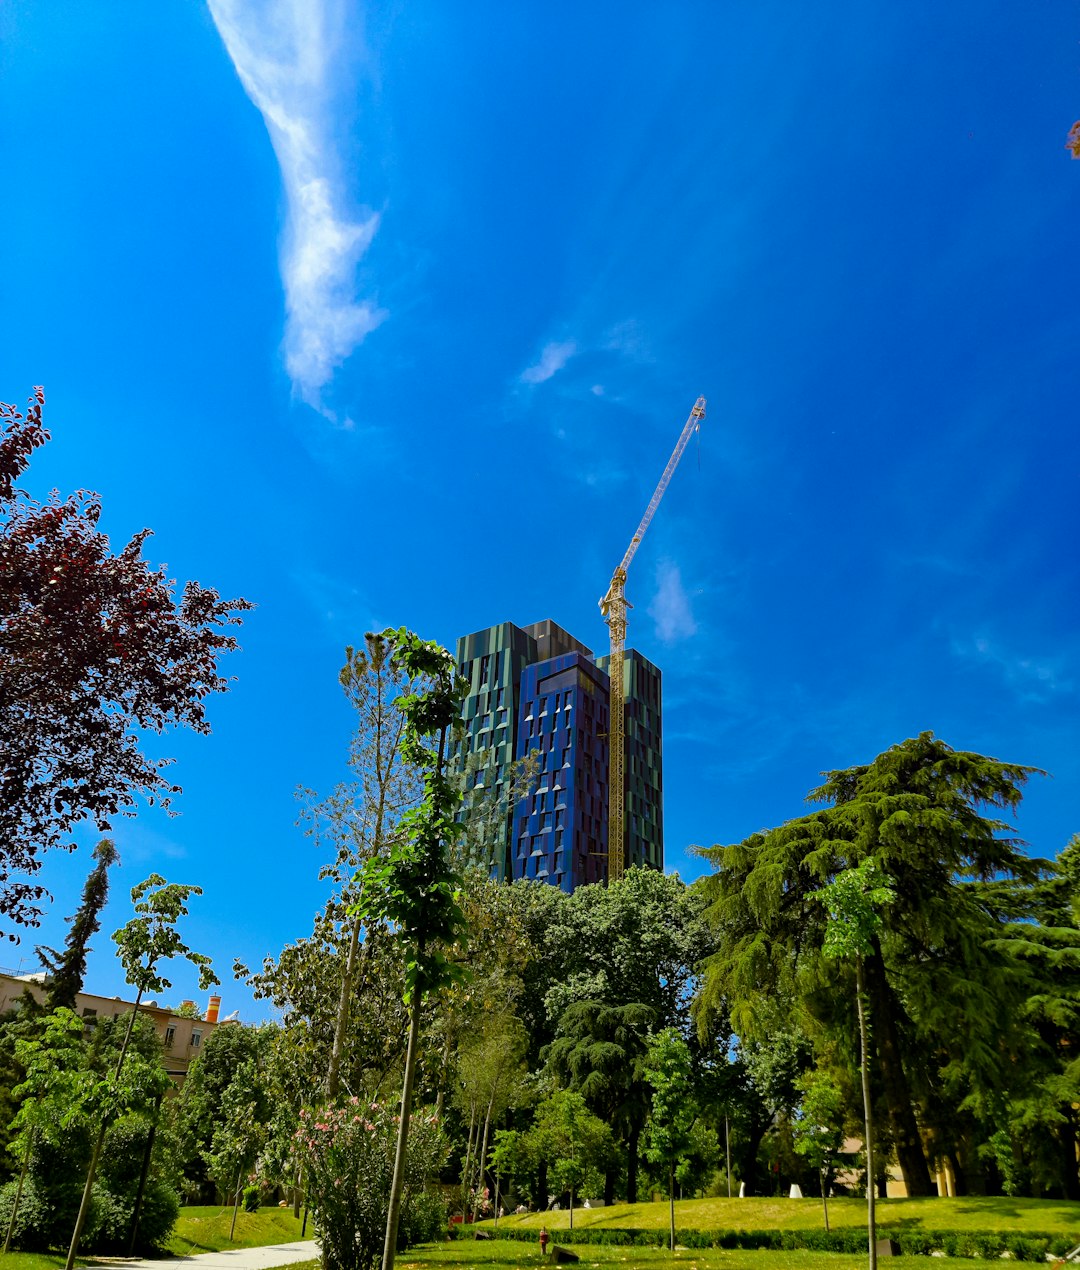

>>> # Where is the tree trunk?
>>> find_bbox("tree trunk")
[856,959,877,1270]
[1061,1116,1080,1201]
[821,1167,830,1232]
[461,1099,478,1218]
[381,985,421,1270]
[864,947,933,1196]
[537,1159,548,1210]
[229,1166,243,1240]
[327,916,362,1102]
[3,1129,33,1253]
[603,1166,615,1207]
[626,1123,640,1204]
[668,1162,675,1252]
[473,1090,496,1221]
[127,1092,164,1254]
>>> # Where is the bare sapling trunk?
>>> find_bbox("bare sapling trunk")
[472,1088,497,1221]
[821,1166,830,1232]
[856,959,877,1270]
[3,1129,34,1253]
[229,1166,244,1240]
[461,1099,478,1219]
[381,983,422,1270]
[669,1162,675,1252]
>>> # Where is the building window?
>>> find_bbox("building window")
[165,1026,176,1049]
[191,1030,202,1048]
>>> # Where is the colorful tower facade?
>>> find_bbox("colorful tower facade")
[453,619,663,890]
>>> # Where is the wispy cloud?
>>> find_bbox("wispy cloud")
[208,0,384,414]
[950,632,1074,704]
[520,340,577,384]
[648,560,698,644]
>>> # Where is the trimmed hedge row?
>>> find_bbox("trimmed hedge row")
[483,1224,1076,1261]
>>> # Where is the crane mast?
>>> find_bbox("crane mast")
[600,396,705,884]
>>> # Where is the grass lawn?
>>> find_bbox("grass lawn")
[486,1194,1080,1236]
[394,1241,984,1270]
[168,1206,309,1255]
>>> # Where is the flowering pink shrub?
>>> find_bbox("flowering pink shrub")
[296,1100,446,1270]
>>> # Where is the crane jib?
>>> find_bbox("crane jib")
[601,395,705,886]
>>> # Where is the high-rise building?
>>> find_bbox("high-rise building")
[453,618,663,891]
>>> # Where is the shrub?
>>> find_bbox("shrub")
[296,1100,447,1270]
[243,1185,261,1213]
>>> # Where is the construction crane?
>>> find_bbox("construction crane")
[599,396,706,884]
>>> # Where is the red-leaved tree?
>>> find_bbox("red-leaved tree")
[0,388,253,936]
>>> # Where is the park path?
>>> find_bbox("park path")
[91,1239,320,1270]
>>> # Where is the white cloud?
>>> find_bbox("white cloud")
[208,0,385,413]
[949,632,1074,703]
[520,340,576,384]
[648,560,698,644]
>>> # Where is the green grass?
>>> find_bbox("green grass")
[0,1255,69,1270]
[392,1241,987,1270]
[167,1205,309,1255]
[485,1194,1080,1236]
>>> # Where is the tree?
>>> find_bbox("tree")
[695,732,1042,1197]
[543,999,655,1205]
[301,635,425,1102]
[65,875,218,1270]
[530,1090,613,1229]
[207,1060,270,1237]
[39,839,119,1011]
[351,629,469,1270]
[792,1068,846,1231]
[643,1028,696,1253]
[176,1023,274,1202]
[1068,121,1080,158]
[0,388,252,935]
[813,861,895,1269]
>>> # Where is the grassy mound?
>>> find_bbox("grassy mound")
[169,1205,308,1255]
[487,1194,1080,1235]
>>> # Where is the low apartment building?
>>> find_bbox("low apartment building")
[0,970,237,1085]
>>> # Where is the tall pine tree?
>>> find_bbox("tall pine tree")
[696,732,1042,1196]
[42,838,119,1011]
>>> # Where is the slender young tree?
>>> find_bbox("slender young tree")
[351,629,469,1270]
[64,875,218,1270]
[643,1028,696,1253]
[812,861,895,1270]
[303,634,423,1103]
[41,838,119,1011]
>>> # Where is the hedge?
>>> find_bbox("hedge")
[481,1224,1076,1261]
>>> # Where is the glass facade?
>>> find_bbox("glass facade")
[454,619,663,890]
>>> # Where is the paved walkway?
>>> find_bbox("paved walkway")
[94,1240,320,1270]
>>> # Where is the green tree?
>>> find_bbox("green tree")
[530,1090,613,1229]
[302,635,425,1102]
[543,999,655,1204]
[813,860,895,1270]
[207,1060,270,1237]
[793,1063,849,1231]
[696,732,1041,1197]
[39,839,119,1012]
[65,875,217,1270]
[643,1028,696,1253]
[352,629,469,1270]
[0,388,252,935]
[176,1023,274,1202]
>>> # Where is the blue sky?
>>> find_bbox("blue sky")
[1,2,1077,1019]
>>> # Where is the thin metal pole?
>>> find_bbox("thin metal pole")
[725,1115,732,1199]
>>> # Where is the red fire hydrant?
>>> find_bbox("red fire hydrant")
[539,1226,549,1256]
